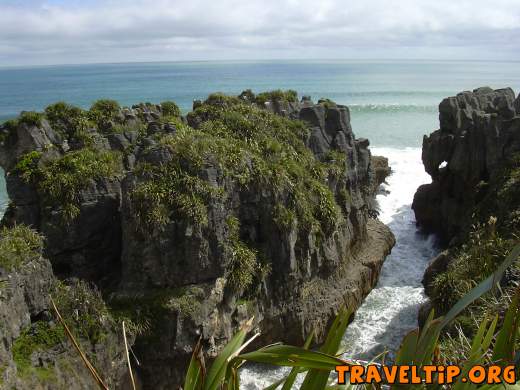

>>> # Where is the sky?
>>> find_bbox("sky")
[0,0,519,66]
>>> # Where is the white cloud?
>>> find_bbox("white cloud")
[0,0,519,65]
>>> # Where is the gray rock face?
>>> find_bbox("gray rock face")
[118,98,394,388]
[412,87,520,242]
[0,120,61,172]
[2,172,123,282]
[0,93,395,389]
[0,244,129,389]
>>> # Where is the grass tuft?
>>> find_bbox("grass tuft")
[0,225,43,271]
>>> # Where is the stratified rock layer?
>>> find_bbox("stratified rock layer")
[0,92,395,388]
[0,231,130,389]
[413,87,520,242]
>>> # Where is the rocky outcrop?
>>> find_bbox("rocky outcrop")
[0,227,129,389]
[413,87,520,243]
[421,250,450,297]
[415,87,520,327]
[0,92,394,388]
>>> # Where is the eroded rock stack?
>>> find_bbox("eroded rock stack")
[413,87,520,243]
[414,87,520,328]
[0,91,394,388]
[0,226,130,389]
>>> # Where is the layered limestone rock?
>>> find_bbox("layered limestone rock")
[413,87,520,243]
[0,227,129,389]
[0,92,395,388]
[414,87,520,326]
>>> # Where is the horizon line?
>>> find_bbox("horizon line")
[1,57,520,70]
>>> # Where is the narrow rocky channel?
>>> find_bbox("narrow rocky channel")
[341,147,439,359]
[240,147,439,388]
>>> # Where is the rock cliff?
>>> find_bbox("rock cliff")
[413,87,520,243]
[0,91,394,388]
[414,87,520,330]
[0,226,130,389]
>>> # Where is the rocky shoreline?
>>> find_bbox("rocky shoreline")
[0,91,394,389]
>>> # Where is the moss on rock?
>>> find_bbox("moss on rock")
[12,321,65,379]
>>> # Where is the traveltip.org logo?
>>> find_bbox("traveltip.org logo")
[335,364,517,385]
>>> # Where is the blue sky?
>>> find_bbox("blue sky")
[1,0,519,66]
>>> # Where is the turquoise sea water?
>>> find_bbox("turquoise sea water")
[1,60,519,148]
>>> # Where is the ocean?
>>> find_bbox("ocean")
[1,60,519,388]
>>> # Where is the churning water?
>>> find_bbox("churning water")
[239,147,439,388]
[341,147,438,358]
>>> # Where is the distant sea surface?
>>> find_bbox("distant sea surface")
[1,60,519,148]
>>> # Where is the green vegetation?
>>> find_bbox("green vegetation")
[109,286,205,339]
[134,93,343,239]
[317,98,338,109]
[132,155,221,231]
[225,216,259,292]
[53,280,114,345]
[166,287,204,319]
[160,101,181,117]
[202,92,242,108]
[10,280,118,382]
[431,219,511,314]
[0,225,43,271]
[272,204,296,232]
[16,148,123,223]
[158,114,184,129]
[3,98,186,146]
[13,151,42,182]
[0,363,5,385]
[428,155,520,361]
[88,99,121,131]
[12,321,64,380]
[44,102,91,139]
[254,89,298,105]
[18,111,44,127]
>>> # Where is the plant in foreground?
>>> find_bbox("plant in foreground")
[56,244,520,389]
